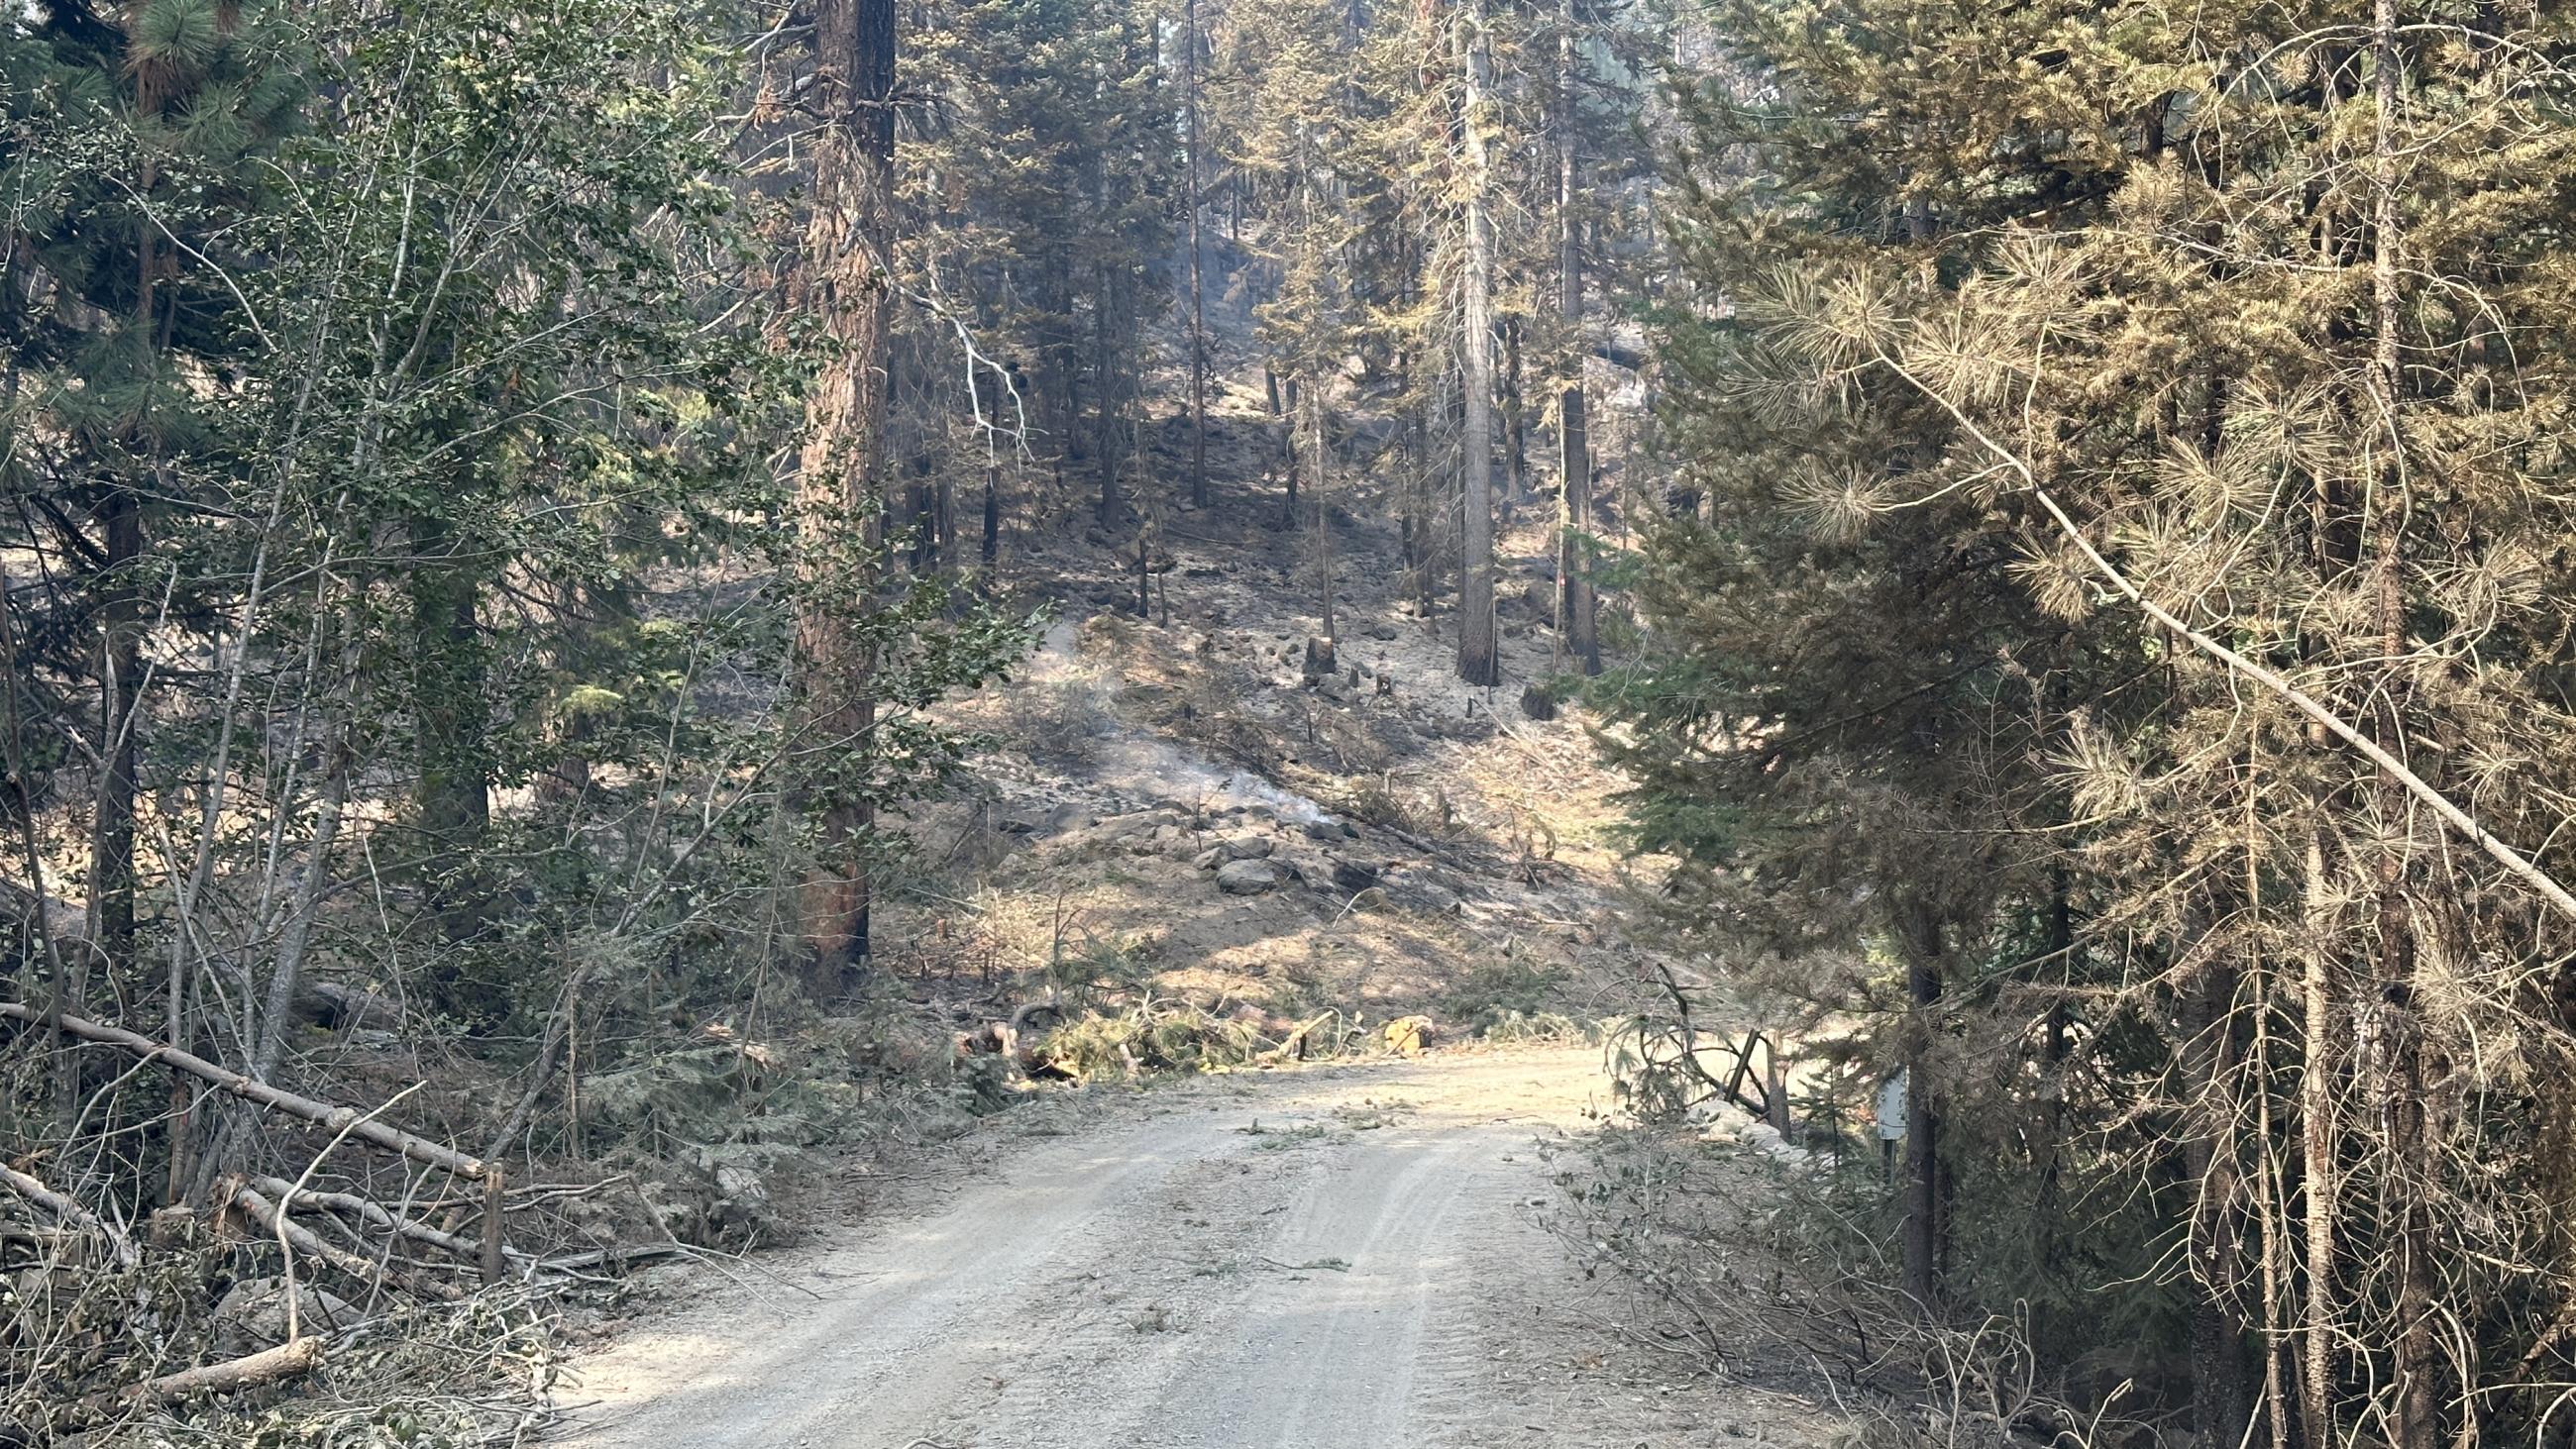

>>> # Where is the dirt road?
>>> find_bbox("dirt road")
[556,1049,1832,1447]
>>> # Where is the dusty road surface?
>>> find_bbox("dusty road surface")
[556,1049,1834,1448]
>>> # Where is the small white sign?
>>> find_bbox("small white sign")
[1876,1071,1908,1141]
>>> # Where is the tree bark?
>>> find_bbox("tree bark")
[1454,0,1500,687]
[2,1003,496,1183]
[2183,952,2250,1449]
[2300,825,2335,1449]
[1897,905,1944,1311]
[1309,389,1335,643]
[1553,10,1598,675]
[407,512,490,943]
[1184,0,1210,510]
[1094,263,1124,526]
[792,0,898,995]
[2368,8,2435,1441]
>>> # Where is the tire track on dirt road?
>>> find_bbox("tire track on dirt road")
[555,1050,1840,1448]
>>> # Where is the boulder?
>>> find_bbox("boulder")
[291,979,401,1033]
[1192,847,1225,871]
[213,1278,363,1355]
[1382,872,1464,915]
[1221,836,1275,861]
[1215,859,1281,895]
[1279,852,1337,890]
[991,803,1061,835]
[1329,857,1383,892]
[709,1164,772,1235]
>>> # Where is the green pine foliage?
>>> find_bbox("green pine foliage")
[1611,0,2576,1438]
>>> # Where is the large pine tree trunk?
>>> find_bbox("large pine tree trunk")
[1454,0,1500,687]
[793,0,897,996]
[1553,13,1598,675]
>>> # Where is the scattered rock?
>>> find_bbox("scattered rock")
[1192,847,1225,870]
[1329,857,1383,891]
[991,803,1071,835]
[1300,818,1350,843]
[1221,836,1274,861]
[1216,859,1282,895]
[1381,872,1464,915]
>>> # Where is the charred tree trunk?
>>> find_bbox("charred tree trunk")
[1095,266,1124,527]
[1308,389,1335,643]
[1454,0,1499,687]
[1897,904,1946,1311]
[1553,12,1598,675]
[982,461,1001,576]
[792,0,898,996]
[1184,0,1210,510]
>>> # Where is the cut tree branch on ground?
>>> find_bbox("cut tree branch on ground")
[250,1175,531,1269]
[0,1004,495,1182]
[85,1336,323,1412]
[223,1178,466,1301]
[0,1164,139,1268]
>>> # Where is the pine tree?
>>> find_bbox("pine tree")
[1620,0,2576,1437]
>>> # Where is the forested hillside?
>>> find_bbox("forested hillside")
[6,0,2576,1445]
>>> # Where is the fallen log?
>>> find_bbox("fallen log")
[0,1164,139,1268]
[0,1004,488,1182]
[531,1241,691,1275]
[92,1336,323,1410]
[250,1175,526,1269]
[222,1180,464,1301]
[0,1004,510,1284]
